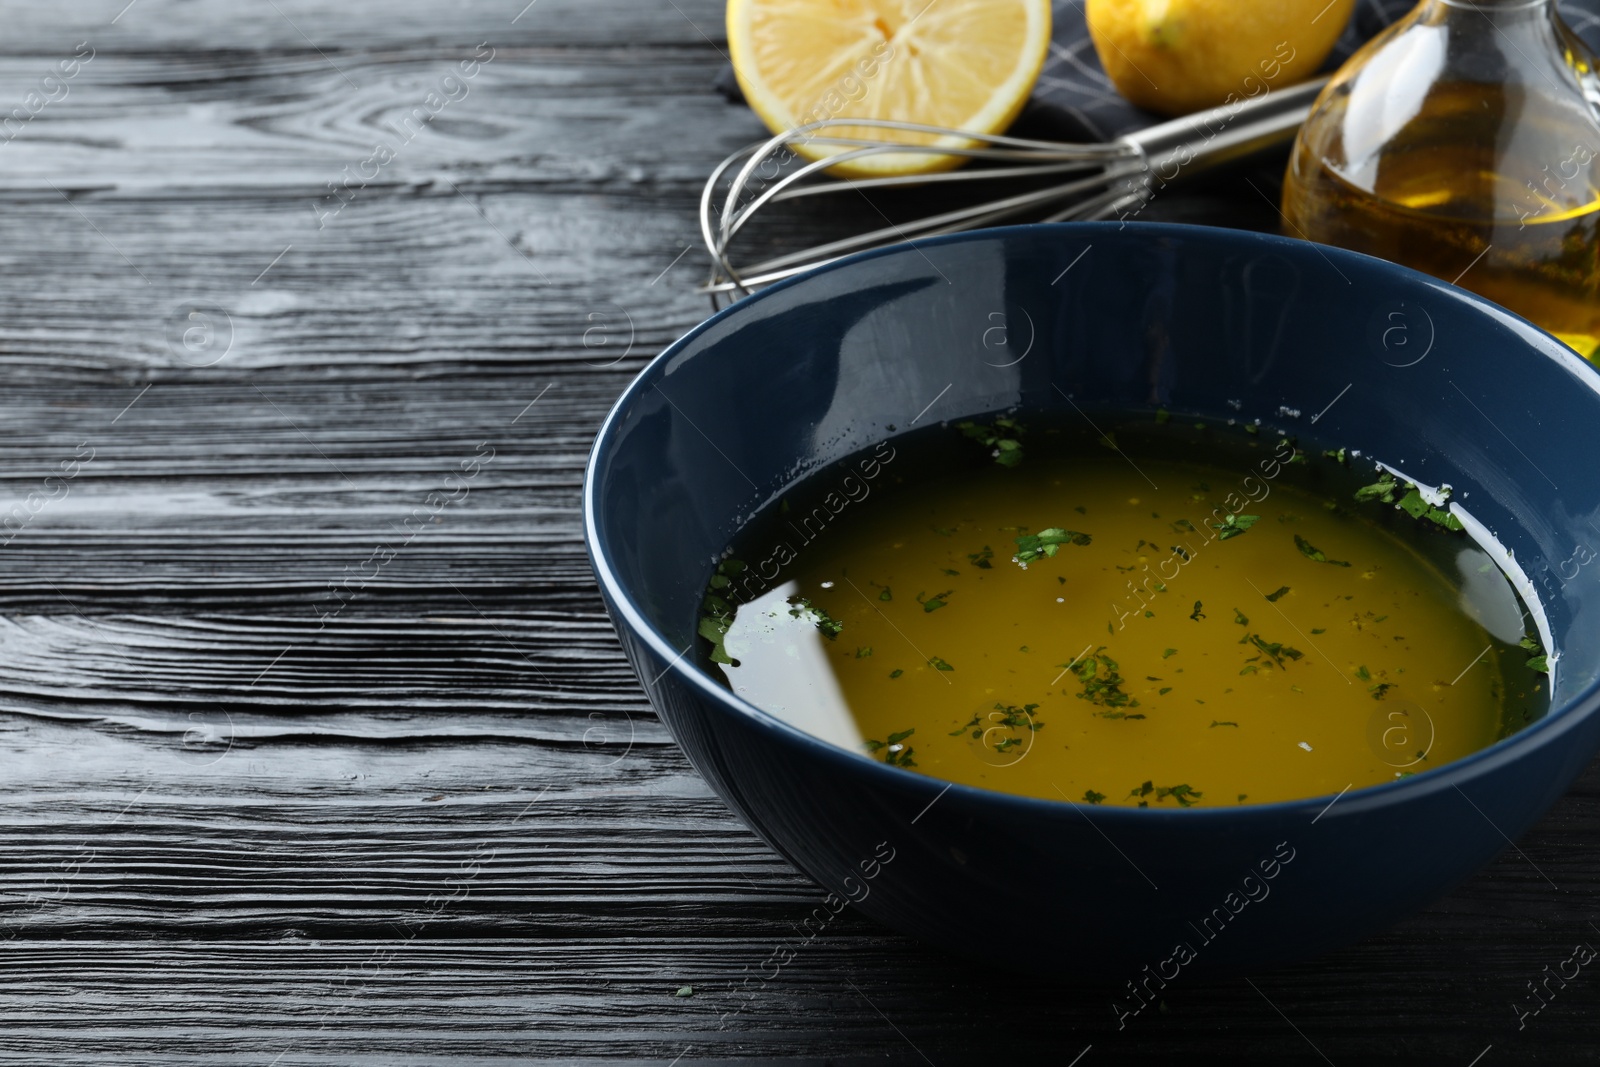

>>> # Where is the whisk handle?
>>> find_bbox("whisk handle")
[1118,75,1330,180]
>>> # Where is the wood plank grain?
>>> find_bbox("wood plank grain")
[0,0,1590,1062]
[0,50,762,193]
[0,0,733,54]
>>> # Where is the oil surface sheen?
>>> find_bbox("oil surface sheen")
[701,422,1546,808]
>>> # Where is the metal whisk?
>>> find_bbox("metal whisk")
[699,76,1328,304]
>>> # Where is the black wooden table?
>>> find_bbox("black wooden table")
[1,2,1595,1063]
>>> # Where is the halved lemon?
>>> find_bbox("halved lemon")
[727,0,1053,178]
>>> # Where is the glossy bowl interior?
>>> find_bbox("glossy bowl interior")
[584,222,1600,975]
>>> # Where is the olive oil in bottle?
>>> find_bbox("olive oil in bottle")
[1282,2,1600,359]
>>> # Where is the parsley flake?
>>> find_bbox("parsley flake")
[1013,527,1092,566]
[1246,634,1304,668]
[1072,647,1141,716]
[1295,534,1351,567]
[1128,781,1203,807]
[697,558,747,665]
[1210,513,1260,540]
[787,596,844,638]
[865,728,918,767]
[957,417,1026,467]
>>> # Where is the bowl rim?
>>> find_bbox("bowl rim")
[584,219,1600,823]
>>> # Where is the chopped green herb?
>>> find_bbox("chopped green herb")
[929,656,954,671]
[1323,447,1349,465]
[696,559,747,665]
[1013,527,1092,566]
[855,647,873,658]
[889,669,903,679]
[1083,789,1107,804]
[940,567,961,576]
[1072,647,1141,715]
[1190,601,1205,621]
[1129,781,1202,807]
[1159,687,1173,695]
[917,589,952,613]
[1155,408,1171,424]
[989,702,1043,731]
[1355,665,1371,681]
[864,728,918,767]
[1397,488,1465,530]
[967,546,994,569]
[1295,534,1351,567]
[1369,682,1395,699]
[1519,634,1540,653]
[1264,586,1290,602]
[1159,783,1202,807]
[878,587,893,602]
[1171,518,1197,533]
[1246,634,1304,668]
[1210,513,1261,540]
[1163,648,1178,658]
[1527,655,1550,674]
[1356,471,1465,531]
[1310,628,1326,635]
[957,417,1026,468]
[1210,721,1239,728]
[698,614,734,665]
[1354,471,1399,504]
[1233,607,1249,626]
[787,596,844,638]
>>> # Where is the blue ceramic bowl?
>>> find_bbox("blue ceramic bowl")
[584,222,1600,976]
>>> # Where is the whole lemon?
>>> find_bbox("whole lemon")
[1085,0,1355,116]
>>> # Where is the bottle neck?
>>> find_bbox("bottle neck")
[1431,0,1552,8]
[1424,0,1555,16]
